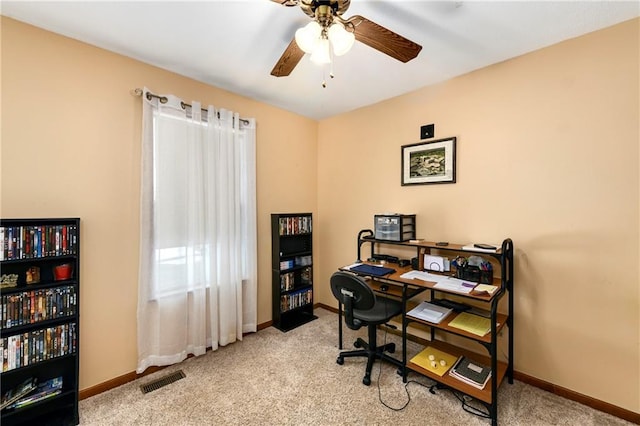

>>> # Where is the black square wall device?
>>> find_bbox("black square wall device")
[420,124,435,139]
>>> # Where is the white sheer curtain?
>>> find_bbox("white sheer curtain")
[137,88,257,374]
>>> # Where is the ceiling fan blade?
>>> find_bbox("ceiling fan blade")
[270,0,298,6]
[271,38,305,77]
[345,15,422,63]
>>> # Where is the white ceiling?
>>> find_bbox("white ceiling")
[2,1,638,120]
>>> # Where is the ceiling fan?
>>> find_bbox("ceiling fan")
[270,0,422,77]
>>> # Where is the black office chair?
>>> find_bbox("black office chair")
[330,271,403,386]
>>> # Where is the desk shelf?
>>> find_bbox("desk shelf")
[407,311,509,346]
[406,340,508,404]
[348,232,514,426]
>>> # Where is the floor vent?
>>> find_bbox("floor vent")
[140,370,186,394]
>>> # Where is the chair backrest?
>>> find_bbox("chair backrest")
[330,271,375,330]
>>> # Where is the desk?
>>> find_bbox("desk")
[336,233,514,426]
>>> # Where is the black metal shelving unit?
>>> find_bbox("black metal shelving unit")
[356,232,514,426]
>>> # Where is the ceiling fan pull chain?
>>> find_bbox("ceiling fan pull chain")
[330,44,335,79]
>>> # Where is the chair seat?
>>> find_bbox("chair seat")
[353,296,402,325]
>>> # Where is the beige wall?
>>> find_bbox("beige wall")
[2,14,639,415]
[317,18,639,412]
[0,17,318,390]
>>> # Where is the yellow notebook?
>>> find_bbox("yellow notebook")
[410,346,460,377]
[448,312,492,336]
[474,284,498,294]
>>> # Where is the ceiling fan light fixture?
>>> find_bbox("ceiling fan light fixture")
[327,22,355,56]
[295,21,322,53]
[271,0,422,78]
[310,37,331,64]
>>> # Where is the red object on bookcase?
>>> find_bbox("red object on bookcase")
[53,263,72,281]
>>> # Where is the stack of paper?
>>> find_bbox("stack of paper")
[433,277,476,294]
[407,301,453,324]
[448,312,492,336]
[400,270,443,281]
[474,284,498,295]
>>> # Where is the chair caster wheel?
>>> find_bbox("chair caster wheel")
[354,340,362,348]
[336,357,344,365]
[388,343,396,353]
[363,375,371,386]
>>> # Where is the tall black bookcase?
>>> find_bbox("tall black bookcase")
[271,213,317,332]
[0,218,80,426]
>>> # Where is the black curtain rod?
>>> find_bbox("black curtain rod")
[133,88,249,125]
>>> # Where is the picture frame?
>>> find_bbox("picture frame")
[401,137,456,185]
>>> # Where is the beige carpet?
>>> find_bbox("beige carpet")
[79,308,631,425]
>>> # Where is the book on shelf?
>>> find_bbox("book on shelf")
[2,285,77,330]
[0,224,78,260]
[278,216,312,236]
[406,301,453,324]
[1,377,38,410]
[280,288,312,312]
[449,356,491,390]
[7,376,63,410]
[2,322,77,371]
